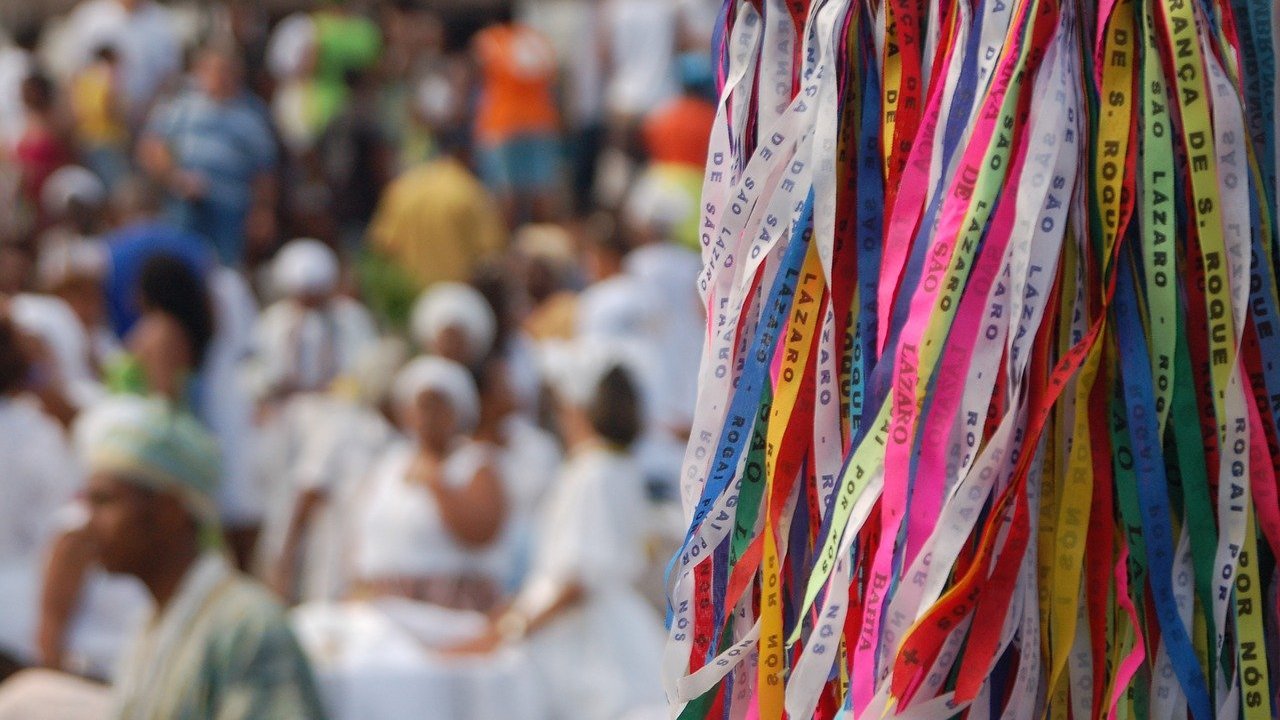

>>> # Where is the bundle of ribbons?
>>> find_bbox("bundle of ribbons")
[665,0,1280,718]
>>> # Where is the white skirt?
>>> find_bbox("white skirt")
[292,599,547,720]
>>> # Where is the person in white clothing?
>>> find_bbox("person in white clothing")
[203,265,262,548]
[601,0,680,124]
[262,340,406,605]
[451,343,667,720]
[0,315,82,670]
[289,356,539,720]
[573,227,682,495]
[251,239,378,404]
[471,354,562,591]
[9,293,105,421]
[348,355,508,610]
[0,23,38,151]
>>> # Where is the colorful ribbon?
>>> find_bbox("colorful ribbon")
[668,0,1280,718]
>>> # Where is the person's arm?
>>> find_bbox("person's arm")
[270,488,327,604]
[454,579,585,654]
[35,528,96,670]
[137,134,207,200]
[423,456,507,548]
[13,331,74,428]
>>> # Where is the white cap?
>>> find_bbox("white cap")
[266,12,317,80]
[41,166,107,217]
[410,282,497,363]
[392,355,481,433]
[273,239,339,297]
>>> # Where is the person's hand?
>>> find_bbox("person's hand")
[169,169,208,200]
[440,624,503,656]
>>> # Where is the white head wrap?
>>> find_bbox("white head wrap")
[273,238,339,298]
[576,276,655,342]
[540,338,647,413]
[9,293,102,408]
[410,283,497,363]
[41,166,107,217]
[266,13,317,80]
[625,168,696,236]
[392,355,481,433]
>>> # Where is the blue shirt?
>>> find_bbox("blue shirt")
[146,90,277,264]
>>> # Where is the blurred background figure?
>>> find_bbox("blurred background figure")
[0,312,81,676]
[0,0,720,716]
[137,43,277,267]
[68,44,127,187]
[56,0,182,125]
[452,345,665,720]
[251,238,376,403]
[363,130,506,329]
[471,6,562,226]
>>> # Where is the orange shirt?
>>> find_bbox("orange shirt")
[473,24,560,145]
[642,96,716,168]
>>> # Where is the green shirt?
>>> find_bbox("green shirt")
[113,554,328,720]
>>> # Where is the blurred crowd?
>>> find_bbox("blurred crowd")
[0,0,718,717]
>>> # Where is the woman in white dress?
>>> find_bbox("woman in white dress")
[348,355,508,610]
[452,344,667,720]
[291,356,542,720]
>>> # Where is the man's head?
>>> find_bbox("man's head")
[11,21,43,54]
[194,43,244,101]
[84,472,194,576]
[546,341,644,450]
[92,43,120,67]
[79,399,221,576]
